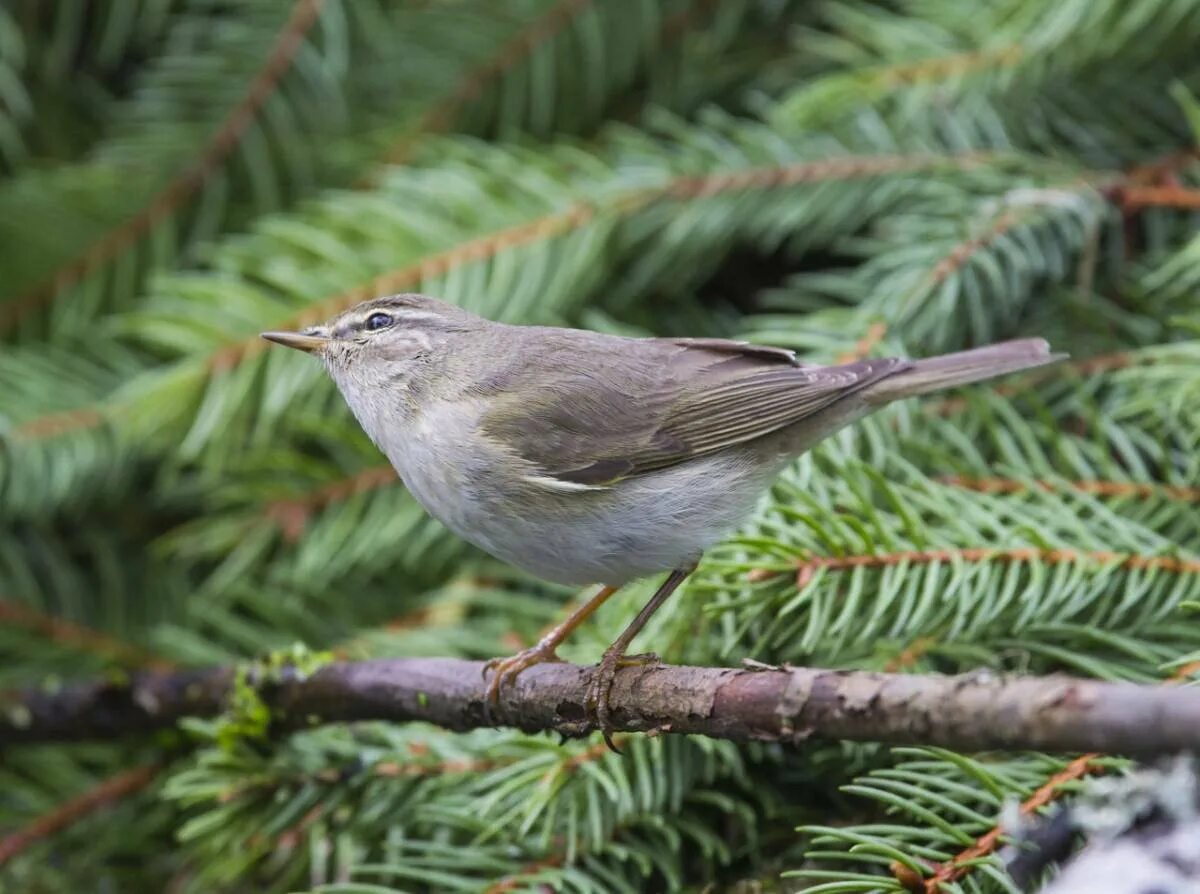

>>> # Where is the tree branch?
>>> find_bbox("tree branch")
[11,150,993,442]
[0,599,170,668]
[4,659,1200,756]
[0,764,160,867]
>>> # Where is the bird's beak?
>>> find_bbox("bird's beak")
[261,330,331,354]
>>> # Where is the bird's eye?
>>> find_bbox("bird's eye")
[365,312,393,332]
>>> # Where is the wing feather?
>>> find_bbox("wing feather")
[477,331,908,487]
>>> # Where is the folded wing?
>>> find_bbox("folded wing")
[478,333,908,487]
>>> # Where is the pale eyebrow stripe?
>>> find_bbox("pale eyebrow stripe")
[348,308,443,328]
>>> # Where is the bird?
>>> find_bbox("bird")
[262,293,1064,747]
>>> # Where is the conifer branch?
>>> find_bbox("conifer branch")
[263,465,398,540]
[939,475,1200,503]
[0,0,326,332]
[1172,660,1200,681]
[211,201,602,368]
[12,150,990,443]
[1116,184,1200,210]
[12,406,107,439]
[365,0,722,183]
[894,651,1200,891]
[926,208,1030,286]
[1125,146,1200,184]
[1061,350,1143,376]
[378,0,595,166]
[876,45,1026,88]
[895,755,1105,893]
[254,734,628,854]
[835,321,889,362]
[485,856,568,894]
[5,659,1200,758]
[0,764,160,867]
[883,637,938,673]
[0,599,169,668]
[749,547,1200,589]
[259,152,986,348]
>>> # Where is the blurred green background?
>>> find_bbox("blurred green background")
[1,1,1198,891]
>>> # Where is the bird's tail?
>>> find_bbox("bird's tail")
[863,338,1066,405]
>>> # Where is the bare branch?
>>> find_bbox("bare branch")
[4,659,1200,757]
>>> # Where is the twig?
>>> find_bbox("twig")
[1114,185,1200,211]
[939,475,1200,504]
[485,856,565,893]
[836,322,889,363]
[5,659,1200,758]
[927,209,1028,286]
[1,667,229,743]
[0,599,169,668]
[0,764,160,866]
[263,465,397,540]
[918,755,1104,892]
[662,152,986,200]
[1124,146,1200,185]
[746,547,1200,589]
[876,44,1024,87]
[10,407,107,440]
[884,637,937,673]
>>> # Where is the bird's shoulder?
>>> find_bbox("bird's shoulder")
[464,324,802,391]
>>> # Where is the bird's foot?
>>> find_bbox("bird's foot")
[483,641,564,704]
[584,650,661,752]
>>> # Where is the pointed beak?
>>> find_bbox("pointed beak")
[261,330,331,354]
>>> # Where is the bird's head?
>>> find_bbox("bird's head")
[261,293,480,444]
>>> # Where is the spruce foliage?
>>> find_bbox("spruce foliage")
[1,0,1198,890]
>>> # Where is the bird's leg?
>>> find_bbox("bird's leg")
[585,564,696,751]
[484,584,621,703]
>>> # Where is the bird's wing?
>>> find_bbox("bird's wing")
[477,333,908,487]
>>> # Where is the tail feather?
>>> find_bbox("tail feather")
[863,338,1066,405]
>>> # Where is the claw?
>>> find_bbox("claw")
[482,643,563,704]
[481,654,504,681]
[585,650,661,752]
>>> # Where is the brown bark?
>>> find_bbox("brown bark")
[3,659,1199,756]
